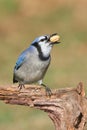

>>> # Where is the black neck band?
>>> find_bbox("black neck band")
[32,42,50,61]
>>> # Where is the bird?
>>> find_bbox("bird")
[13,33,60,96]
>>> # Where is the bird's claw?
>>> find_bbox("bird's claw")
[41,83,52,97]
[45,86,52,97]
[18,84,25,90]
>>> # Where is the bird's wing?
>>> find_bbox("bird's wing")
[14,49,29,70]
[14,55,25,70]
[13,51,28,83]
[14,46,35,70]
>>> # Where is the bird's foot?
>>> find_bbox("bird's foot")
[45,86,52,97]
[41,83,52,97]
[18,84,25,90]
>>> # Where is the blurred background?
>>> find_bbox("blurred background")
[0,0,87,130]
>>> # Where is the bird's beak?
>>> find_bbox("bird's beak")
[49,33,60,44]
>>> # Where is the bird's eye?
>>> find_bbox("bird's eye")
[40,39,45,42]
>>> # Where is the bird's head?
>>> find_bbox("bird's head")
[32,33,60,59]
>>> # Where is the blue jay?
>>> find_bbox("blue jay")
[13,33,60,96]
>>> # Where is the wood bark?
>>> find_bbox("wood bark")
[0,82,87,130]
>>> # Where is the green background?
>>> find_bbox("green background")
[0,0,87,130]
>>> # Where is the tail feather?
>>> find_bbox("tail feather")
[13,74,18,83]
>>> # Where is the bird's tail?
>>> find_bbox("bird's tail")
[13,74,18,83]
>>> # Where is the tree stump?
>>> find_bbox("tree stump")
[0,82,87,130]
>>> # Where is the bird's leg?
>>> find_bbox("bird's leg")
[41,83,52,96]
[18,84,25,90]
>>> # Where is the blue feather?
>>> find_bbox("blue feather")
[14,46,35,70]
[14,49,29,70]
[15,55,25,70]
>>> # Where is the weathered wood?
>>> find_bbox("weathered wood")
[0,82,87,130]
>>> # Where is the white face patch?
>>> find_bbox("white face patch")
[32,35,53,58]
[38,39,52,58]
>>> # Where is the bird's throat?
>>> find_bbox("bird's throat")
[32,43,50,61]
